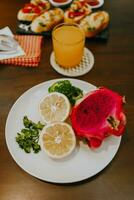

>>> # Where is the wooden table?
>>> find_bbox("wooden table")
[0,0,134,199]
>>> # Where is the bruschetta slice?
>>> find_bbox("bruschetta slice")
[64,0,92,23]
[31,8,64,33]
[17,3,42,22]
[80,11,110,37]
[30,0,50,11]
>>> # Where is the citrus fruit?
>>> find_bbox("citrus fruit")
[39,92,70,124]
[40,122,76,159]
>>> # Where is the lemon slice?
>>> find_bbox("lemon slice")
[40,122,76,159]
[39,92,70,124]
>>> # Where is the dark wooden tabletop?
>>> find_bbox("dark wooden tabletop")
[0,0,134,200]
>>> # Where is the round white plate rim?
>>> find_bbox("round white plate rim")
[5,78,121,184]
[90,0,104,9]
[50,48,94,77]
[49,0,72,7]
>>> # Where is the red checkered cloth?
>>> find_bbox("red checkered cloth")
[0,35,43,67]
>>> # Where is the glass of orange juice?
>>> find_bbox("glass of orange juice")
[52,23,85,68]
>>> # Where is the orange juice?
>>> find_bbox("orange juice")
[52,23,85,68]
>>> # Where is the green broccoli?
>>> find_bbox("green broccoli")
[16,116,44,153]
[23,116,44,130]
[48,80,83,105]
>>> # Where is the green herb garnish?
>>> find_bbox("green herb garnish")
[48,80,83,105]
[88,27,96,32]
[16,116,44,153]
[39,22,46,27]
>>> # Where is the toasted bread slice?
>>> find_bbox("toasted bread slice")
[64,11,85,23]
[30,0,50,10]
[31,8,64,33]
[80,11,109,37]
[17,9,39,22]
[17,3,42,22]
[64,0,92,24]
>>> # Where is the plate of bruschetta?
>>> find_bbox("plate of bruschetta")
[17,0,109,40]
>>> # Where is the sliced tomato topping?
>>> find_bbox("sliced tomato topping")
[22,7,32,13]
[69,11,85,18]
[33,7,41,14]
[24,3,36,9]
[22,3,41,14]
[38,2,46,8]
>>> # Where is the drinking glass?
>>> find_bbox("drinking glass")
[52,23,85,68]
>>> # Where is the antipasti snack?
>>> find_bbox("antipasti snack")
[31,0,51,10]
[17,0,109,38]
[80,11,109,37]
[31,8,64,32]
[17,1,50,22]
[64,0,92,23]
[17,3,42,22]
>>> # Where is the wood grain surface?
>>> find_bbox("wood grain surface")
[0,0,134,200]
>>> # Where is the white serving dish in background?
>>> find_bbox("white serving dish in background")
[49,0,72,7]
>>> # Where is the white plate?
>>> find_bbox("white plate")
[49,0,72,7]
[90,0,104,9]
[5,78,121,184]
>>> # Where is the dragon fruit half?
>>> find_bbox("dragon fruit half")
[71,87,126,148]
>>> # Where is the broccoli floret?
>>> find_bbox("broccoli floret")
[70,86,83,103]
[16,116,44,153]
[48,80,83,105]
[48,80,71,93]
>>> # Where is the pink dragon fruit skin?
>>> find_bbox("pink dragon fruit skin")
[71,87,126,148]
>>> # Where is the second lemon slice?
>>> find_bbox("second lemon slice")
[40,122,76,159]
[39,92,70,124]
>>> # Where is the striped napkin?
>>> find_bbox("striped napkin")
[0,35,43,67]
